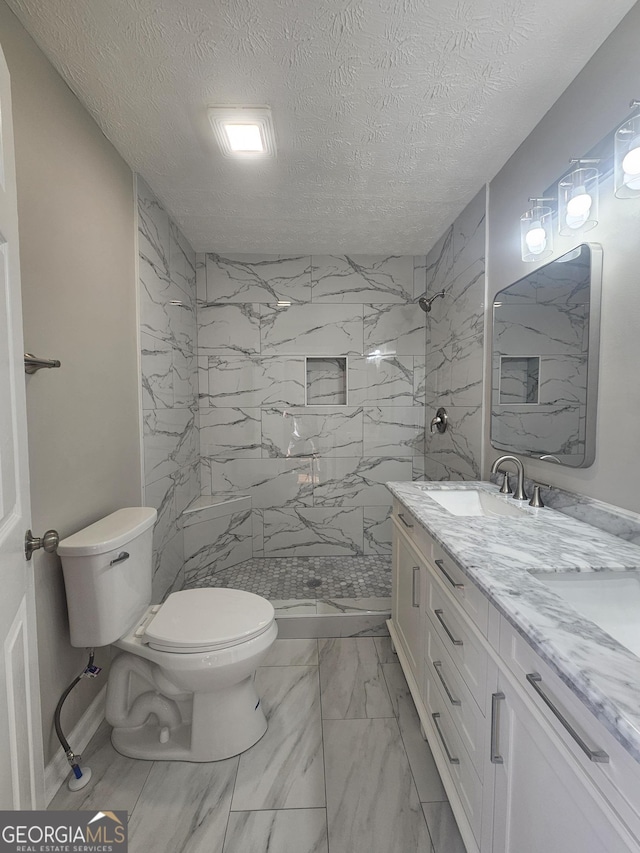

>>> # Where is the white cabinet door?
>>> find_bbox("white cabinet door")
[491,673,637,853]
[392,524,424,684]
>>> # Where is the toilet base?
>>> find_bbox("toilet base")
[110,675,268,761]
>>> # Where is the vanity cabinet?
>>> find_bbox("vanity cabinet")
[389,501,640,853]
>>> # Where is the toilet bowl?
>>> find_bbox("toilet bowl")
[58,508,278,762]
[106,588,278,761]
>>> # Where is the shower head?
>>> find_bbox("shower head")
[418,290,446,313]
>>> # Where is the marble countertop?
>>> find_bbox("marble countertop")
[387,479,640,763]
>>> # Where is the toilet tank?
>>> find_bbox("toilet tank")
[58,507,157,648]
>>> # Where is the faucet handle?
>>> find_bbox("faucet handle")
[528,484,545,508]
[430,407,448,434]
[499,472,511,494]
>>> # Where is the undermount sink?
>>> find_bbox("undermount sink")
[423,489,530,519]
[532,570,640,658]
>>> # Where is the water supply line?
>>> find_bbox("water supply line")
[54,649,101,791]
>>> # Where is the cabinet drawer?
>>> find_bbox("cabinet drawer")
[427,575,488,711]
[425,620,486,777]
[432,541,489,635]
[499,619,640,842]
[424,665,483,843]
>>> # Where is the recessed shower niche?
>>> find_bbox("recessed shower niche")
[305,357,347,405]
[499,356,540,404]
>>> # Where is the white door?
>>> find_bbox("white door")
[0,42,44,809]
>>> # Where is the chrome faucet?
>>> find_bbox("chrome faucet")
[490,455,528,501]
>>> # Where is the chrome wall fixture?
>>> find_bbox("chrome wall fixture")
[520,199,554,262]
[614,100,640,198]
[24,353,61,374]
[558,160,600,235]
[519,98,639,261]
[429,407,448,434]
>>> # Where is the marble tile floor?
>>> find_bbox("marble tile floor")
[183,554,392,600]
[49,637,466,853]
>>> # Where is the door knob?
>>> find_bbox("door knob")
[25,528,60,561]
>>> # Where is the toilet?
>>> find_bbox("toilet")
[58,507,278,761]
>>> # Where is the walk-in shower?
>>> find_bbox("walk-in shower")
[138,189,433,634]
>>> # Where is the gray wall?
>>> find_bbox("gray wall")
[0,2,142,764]
[485,2,640,513]
[138,177,200,601]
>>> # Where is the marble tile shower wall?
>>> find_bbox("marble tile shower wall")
[195,254,428,557]
[138,177,200,601]
[423,188,486,480]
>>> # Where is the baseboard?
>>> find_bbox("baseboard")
[44,685,106,805]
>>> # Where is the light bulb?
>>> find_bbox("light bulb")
[525,222,547,255]
[622,137,640,190]
[564,186,592,229]
[223,123,264,152]
[566,187,592,217]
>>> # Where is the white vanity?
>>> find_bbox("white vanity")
[388,480,640,853]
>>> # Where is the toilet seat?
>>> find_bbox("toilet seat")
[142,588,275,653]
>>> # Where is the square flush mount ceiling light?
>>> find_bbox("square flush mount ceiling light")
[208,106,276,158]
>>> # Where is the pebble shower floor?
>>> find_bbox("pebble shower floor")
[183,555,392,600]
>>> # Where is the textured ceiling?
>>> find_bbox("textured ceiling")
[6,0,638,253]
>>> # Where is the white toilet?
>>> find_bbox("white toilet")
[58,507,278,761]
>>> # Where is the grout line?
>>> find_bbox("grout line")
[316,653,331,853]
[227,805,327,813]
[127,759,154,821]
[420,802,436,852]
[221,755,242,851]
[380,665,437,849]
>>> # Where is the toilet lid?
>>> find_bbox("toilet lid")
[143,588,275,652]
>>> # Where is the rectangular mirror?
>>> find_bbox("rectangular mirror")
[491,243,602,468]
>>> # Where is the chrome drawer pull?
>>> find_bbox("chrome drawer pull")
[434,609,463,646]
[412,566,420,608]
[432,713,459,764]
[435,558,464,590]
[433,661,461,706]
[526,673,609,764]
[490,692,505,764]
[398,512,414,529]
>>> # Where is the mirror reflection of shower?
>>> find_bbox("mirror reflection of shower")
[418,290,445,313]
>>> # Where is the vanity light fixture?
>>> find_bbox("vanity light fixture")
[520,199,554,262]
[208,106,276,158]
[558,160,600,235]
[614,100,640,197]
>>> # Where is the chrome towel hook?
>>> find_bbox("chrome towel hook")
[24,353,61,374]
